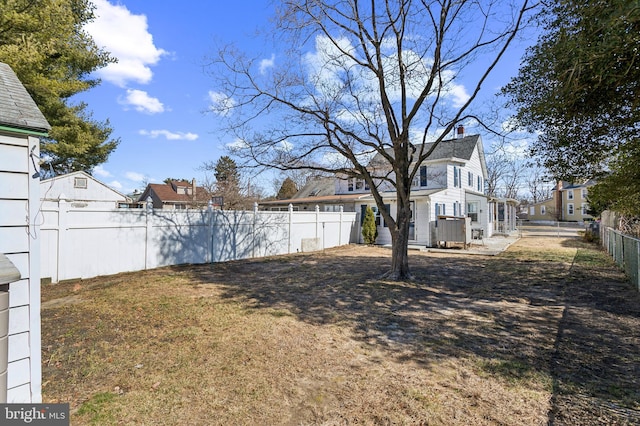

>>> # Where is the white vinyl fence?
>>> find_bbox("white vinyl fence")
[40,202,359,283]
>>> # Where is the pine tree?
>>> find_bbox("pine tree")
[276,178,298,199]
[0,0,118,175]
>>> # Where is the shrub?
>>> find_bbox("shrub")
[362,206,378,245]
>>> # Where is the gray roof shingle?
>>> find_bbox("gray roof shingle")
[370,134,481,165]
[0,62,50,133]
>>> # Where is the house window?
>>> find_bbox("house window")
[530,206,535,216]
[468,171,473,186]
[420,165,427,187]
[541,205,546,215]
[568,203,574,215]
[453,166,460,188]
[74,177,88,189]
[567,190,574,200]
[468,202,479,222]
[355,179,364,190]
[174,203,186,210]
[581,189,588,199]
[477,176,482,192]
[582,203,589,215]
[348,180,354,192]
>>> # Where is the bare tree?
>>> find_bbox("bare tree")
[526,166,553,203]
[208,0,535,280]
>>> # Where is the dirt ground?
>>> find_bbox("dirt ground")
[40,236,640,425]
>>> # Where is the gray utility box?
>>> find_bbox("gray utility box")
[435,216,472,248]
[0,254,21,403]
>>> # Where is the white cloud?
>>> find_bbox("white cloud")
[93,165,112,178]
[125,171,146,182]
[120,89,165,114]
[208,91,237,117]
[259,54,275,74]
[226,138,250,152]
[108,180,123,190]
[85,0,167,87]
[139,129,199,141]
[276,139,293,152]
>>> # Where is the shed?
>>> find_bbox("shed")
[0,62,51,402]
[41,170,131,210]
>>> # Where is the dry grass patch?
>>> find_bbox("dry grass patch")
[41,238,640,424]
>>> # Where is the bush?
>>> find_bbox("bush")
[362,206,378,245]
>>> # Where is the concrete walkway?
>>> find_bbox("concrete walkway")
[400,224,585,256]
[419,233,520,256]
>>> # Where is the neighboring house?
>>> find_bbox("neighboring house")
[260,177,369,212]
[0,62,51,402]
[528,180,596,222]
[138,179,211,210]
[41,171,134,210]
[527,198,558,222]
[261,128,514,246]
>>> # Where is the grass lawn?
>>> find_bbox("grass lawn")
[41,237,640,425]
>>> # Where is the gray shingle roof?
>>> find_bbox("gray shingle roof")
[370,134,481,165]
[292,177,335,199]
[0,62,50,133]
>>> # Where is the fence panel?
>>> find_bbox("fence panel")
[40,202,358,282]
[604,228,640,292]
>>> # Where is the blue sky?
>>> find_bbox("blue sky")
[77,0,537,197]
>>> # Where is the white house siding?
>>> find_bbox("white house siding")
[465,192,490,238]
[463,148,485,193]
[0,132,42,403]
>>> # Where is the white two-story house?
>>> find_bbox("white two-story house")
[352,131,490,246]
[261,130,501,247]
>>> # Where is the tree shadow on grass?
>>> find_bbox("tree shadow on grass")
[186,247,564,375]
[182,241,640,423]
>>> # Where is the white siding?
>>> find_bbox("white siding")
[0,133,42,402]
[41,171,128,209]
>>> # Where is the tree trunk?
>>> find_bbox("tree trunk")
[388,187,412,280]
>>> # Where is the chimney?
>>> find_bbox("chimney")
[191,178,196,200]
[457,125,465,139]
[555,180,563,220]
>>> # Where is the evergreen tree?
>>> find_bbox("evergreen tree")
[214,156,240,183]
[362,207,378,245]
[0,0,119,176]
[276,177,298,200]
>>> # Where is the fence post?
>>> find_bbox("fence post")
[145,197,153,270]
[253,202,258,258]
[315,205,320,239]
[207,200,213,263]
[55,197,68,283]
[339,206,343,245]
[288,204,293,254]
